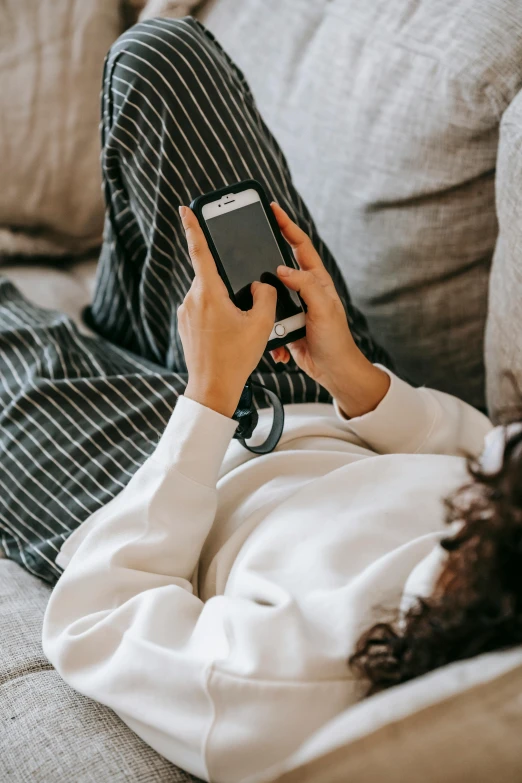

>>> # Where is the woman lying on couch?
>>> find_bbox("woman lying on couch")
[0,16,519,783]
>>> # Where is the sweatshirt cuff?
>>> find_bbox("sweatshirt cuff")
[152,395,238,487]
[333,366,436,454]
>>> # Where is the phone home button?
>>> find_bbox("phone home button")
[274,324,286,337]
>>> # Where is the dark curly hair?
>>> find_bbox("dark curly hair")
[350,424,522,695]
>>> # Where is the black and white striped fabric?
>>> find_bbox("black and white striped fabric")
[0,17,390,585]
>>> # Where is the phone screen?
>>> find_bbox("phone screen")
[205,201,302,321]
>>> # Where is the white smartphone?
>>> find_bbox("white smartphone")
[191,180,306,351]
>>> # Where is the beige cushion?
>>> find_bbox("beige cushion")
[200,0,522,410]
[0,0,122,258]
[261,658,522,783]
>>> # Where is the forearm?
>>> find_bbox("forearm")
[334,364,493,457]
[185,346,391,422]
[185,377,240,419]
[328,350,391,419]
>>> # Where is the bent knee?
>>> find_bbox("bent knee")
[108,16,212,81]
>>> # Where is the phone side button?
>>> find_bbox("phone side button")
[274,324,286,337]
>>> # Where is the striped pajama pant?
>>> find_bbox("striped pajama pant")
[0,17,389,584]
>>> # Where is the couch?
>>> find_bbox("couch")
[3,1,522,781]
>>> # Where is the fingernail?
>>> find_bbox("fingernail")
[277,265,291,276]
[179,206,187,219]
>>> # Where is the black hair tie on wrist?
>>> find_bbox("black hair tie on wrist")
[232,379,284,454]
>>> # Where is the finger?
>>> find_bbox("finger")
[251,281,277,325]
[271,202,324,272]
[285,337,307,357]
[179,206,226,289]
[270,347,290,364]
[283,337,307,368]
[276,266,327,312]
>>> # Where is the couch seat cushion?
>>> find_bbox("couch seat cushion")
[0,559,199,782]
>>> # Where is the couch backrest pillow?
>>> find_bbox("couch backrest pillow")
[0,0,122,258]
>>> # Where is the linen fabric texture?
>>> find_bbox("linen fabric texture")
[0,558,200,783]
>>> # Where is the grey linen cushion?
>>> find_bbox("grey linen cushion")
[486,87,522,421]
[200,0,522,409]
[0,560,200,783]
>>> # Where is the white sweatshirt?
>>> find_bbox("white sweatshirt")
[42,368,492,783]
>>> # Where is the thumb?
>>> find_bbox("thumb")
[277,266,325,312]
[251,281,277,323]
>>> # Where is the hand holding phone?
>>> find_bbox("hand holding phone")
[183,178,390,420]
[191,180,306,351]
[178,206,277,419]
[268,203,391,418]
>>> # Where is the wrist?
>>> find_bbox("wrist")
[328,356,390,419]
[185,378,242,419]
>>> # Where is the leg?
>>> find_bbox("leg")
[89,16,389,404]
[0,18,389,584]
[0,279,185,583]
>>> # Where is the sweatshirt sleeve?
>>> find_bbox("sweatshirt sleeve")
[42,396,238,779]
[334,366,493,459]
[41,396,342,783]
